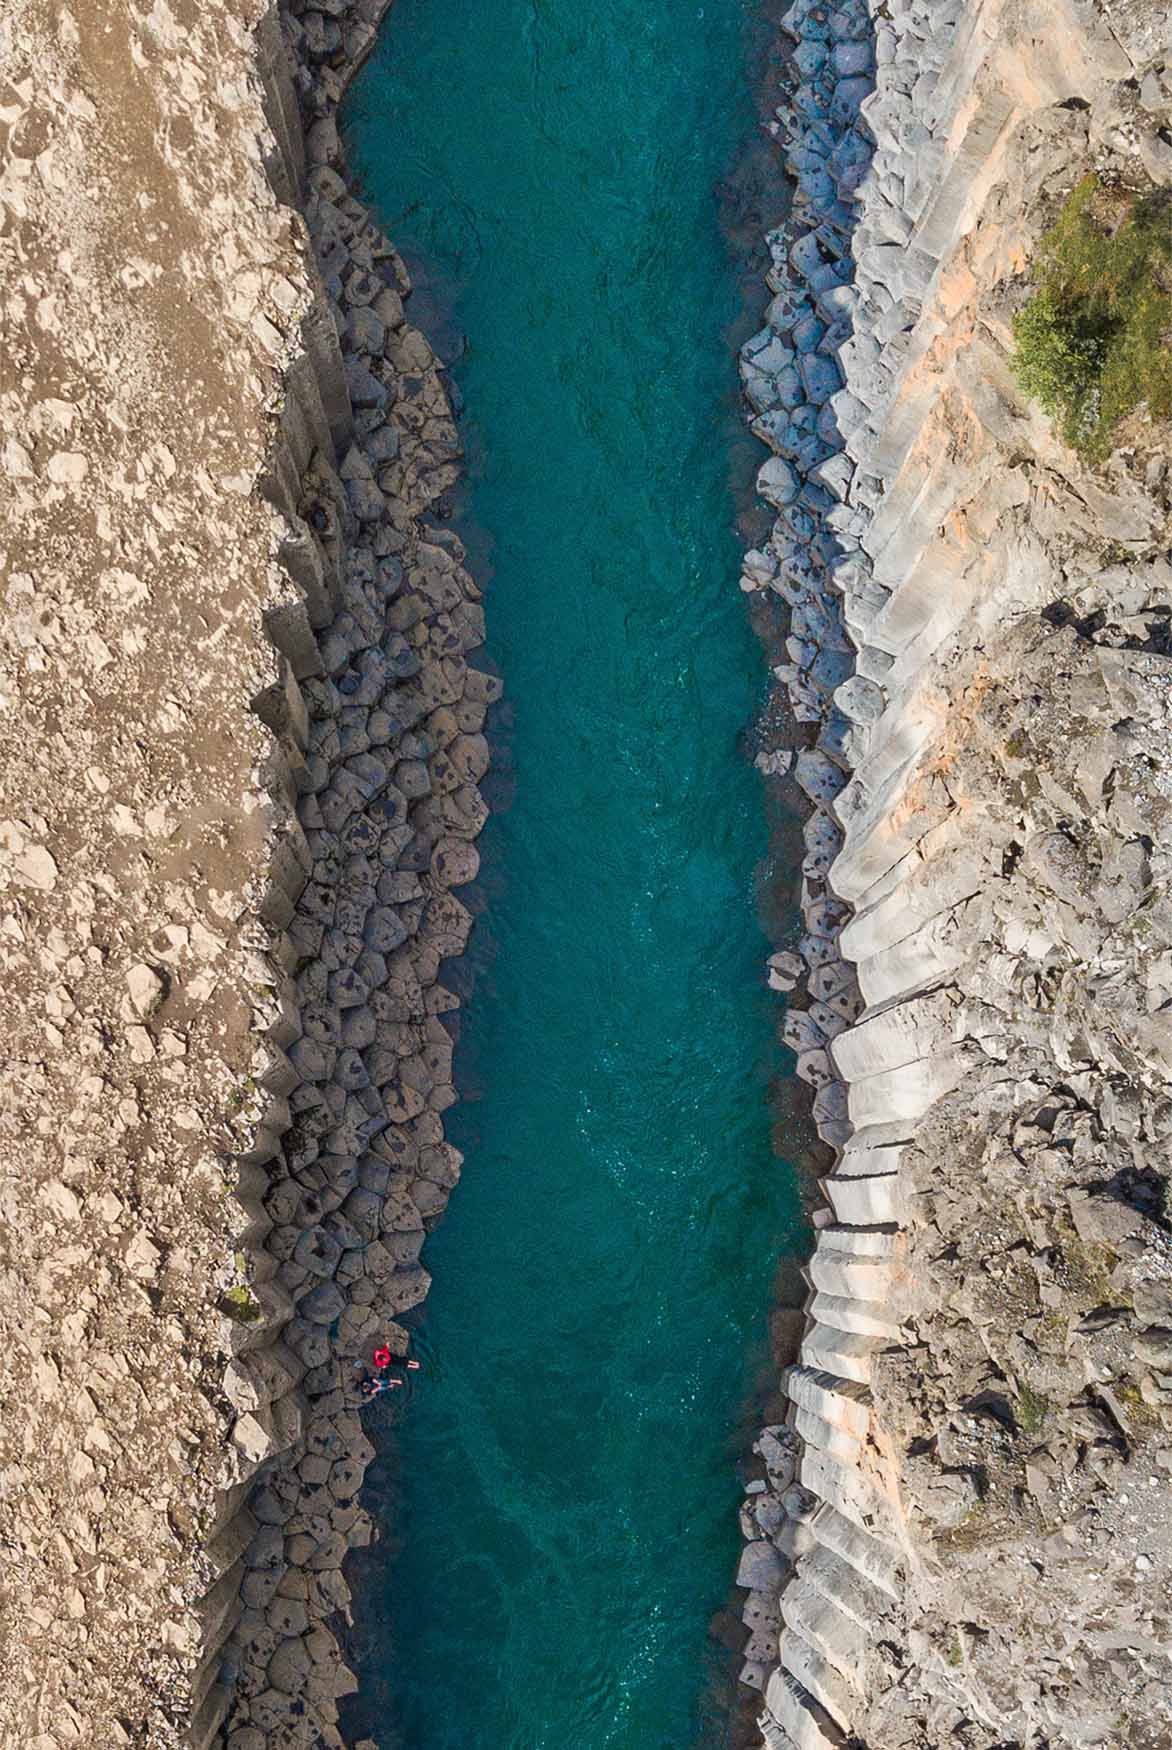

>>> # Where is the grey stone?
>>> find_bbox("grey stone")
[798,350,842,404]
[253,1488,293,1527]
[293,1227,343,1279]
[366,423,401,463]
[758,457,800,508]
[342,1188,384,1241]
[242,1567,283,1610]
[268,1636,312,1695]
[249,1690,294,1733]
[307,1532,348,1572]
[794,749,848,804]
[833,38,873,74]
[334,1046,370,1091]
[737,1539,786,1592]
[346,476,388,521]
[300,1282,346,1325]
[833,74,874,115]
[346,306,385,355]
[364,905,408,953]
[344,358,389,410]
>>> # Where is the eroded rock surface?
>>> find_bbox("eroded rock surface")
[0,0,310,1741]
[736,0,1172,1744]
[202,3,497,1746]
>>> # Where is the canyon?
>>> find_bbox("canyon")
[0,0,1170,1745]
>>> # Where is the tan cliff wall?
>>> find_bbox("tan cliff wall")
[736,0,1172,1745]
[0,0,318,1741]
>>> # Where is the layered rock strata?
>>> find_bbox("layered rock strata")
[196,4,492,1746]
[736,0,1172,1743]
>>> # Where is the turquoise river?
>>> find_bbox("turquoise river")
[340,0,803,1743]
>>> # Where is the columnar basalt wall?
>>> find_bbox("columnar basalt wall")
[736,0,1172,1744]
[194,5,496,1745]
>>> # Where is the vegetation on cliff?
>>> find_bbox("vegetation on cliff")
[1012,174,1172,459]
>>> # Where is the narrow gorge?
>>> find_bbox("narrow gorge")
[336,0,803,1742]
[2,0,1172,1747]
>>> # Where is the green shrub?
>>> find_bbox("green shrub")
[1012,175,1172,459]
[221,1283,262,1323]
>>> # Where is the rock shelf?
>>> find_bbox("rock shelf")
[737,0,1172,1742]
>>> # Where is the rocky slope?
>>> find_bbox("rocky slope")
[0,0,308,1741]
[735,0,1172,1745]
[197,4,498,1746]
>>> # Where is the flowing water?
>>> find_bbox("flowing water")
[341,2,803,1742]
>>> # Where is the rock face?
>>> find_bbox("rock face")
[194,3,496,1747]
[736,0,1172,1745]
[0,0,321,1744]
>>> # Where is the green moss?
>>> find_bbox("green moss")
[1016,1383,1051,1435]
[1012,175,1172,460]
[1056,1220,1116,1305]
[226,1075,258,1116]
[937,1494,999,1553]
[221,1284,262,1323]
[1117,1379,1166,1434]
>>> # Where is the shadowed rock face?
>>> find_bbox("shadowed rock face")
[735,0,1172,1744]
[194,3,499,1745]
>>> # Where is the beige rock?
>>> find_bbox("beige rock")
[124,963,165,1019]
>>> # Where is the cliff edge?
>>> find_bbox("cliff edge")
[736,0,1172,1744]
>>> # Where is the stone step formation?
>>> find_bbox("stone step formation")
[197,3,498,1745]
[736,0,1172,1742]
[734,0,964,1713]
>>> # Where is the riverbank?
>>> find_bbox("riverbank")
[0,0,315,1740]
[734,0,1172,1743]
[1,0,500,1735]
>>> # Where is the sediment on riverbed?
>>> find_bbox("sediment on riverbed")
[734,0,1172,1743]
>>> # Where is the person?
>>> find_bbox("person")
[372,1345,393,1371]
[360,1373,402,1400]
